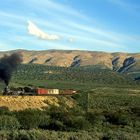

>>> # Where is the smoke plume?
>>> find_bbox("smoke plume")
[0,53,23,86]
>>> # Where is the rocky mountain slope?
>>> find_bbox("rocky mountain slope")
[0,49,140,78]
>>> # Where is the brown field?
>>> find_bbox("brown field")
[0,96,60,111]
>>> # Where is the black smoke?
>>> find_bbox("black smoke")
[134,77,140,81]
[0,53,23,86]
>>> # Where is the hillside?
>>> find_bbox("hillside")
[0,96,58,111]
[0,53,140,139]
[0,49,140,79]
[0,95,75,111]
[10,64,139,90]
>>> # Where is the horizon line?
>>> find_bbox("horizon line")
[0,48,140,54]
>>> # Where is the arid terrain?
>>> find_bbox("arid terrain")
[0,95,75,111]
[0,50,140,75]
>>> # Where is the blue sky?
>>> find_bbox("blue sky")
[0,0,140,52]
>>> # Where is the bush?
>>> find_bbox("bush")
[130,107,140,116]
[44,105,89,131]
[0,115,20,130]
[69,116,90,130]
[48,119,66,131]
[15,109,43,129]
[38,115,51,129]
[0,106,11,115]
[16,130,31,140]
[86,112,106,125]
[104,112,130,125]
[0,131,10,140]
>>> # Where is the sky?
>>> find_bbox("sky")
[0,0,140,52]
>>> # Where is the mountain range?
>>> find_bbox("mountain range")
[0,49,140,79]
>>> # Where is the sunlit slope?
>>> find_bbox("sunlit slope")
[0,50,139,68]
[0,96,74,111]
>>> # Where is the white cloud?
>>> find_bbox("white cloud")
[27,20,60,40]
[69,37,75,43]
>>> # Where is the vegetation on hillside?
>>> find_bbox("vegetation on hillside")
[0,64,140,139]
[0,87,140,140]
[9,64,140,90]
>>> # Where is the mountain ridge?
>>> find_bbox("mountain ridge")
[0,49,140,79]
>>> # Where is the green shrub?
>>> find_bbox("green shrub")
[130,107,140,116]
[86,112,105,125]
[0,106,11,115]
[48,119,66,131]
[70,116,90,130]
[104,112,130,126]
[44,105,89,131]
[0,130,10,140]
[38,115,50,129]
[15,109,43,129]
[16,130,31,140]
[0,115,20,130]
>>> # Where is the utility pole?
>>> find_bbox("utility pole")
[86,92,89,113]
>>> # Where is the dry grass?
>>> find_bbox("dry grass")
[1,49,140,68]
[0,96,59,111]
[0,95,75,111]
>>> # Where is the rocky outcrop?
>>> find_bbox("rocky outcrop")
[118,57,136,73]
[28,57,38,64]
[112,57,120,71]
[112,56,136,73]
[70,55,81,67]
[123,57,135,67]
[44,57,52,64]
